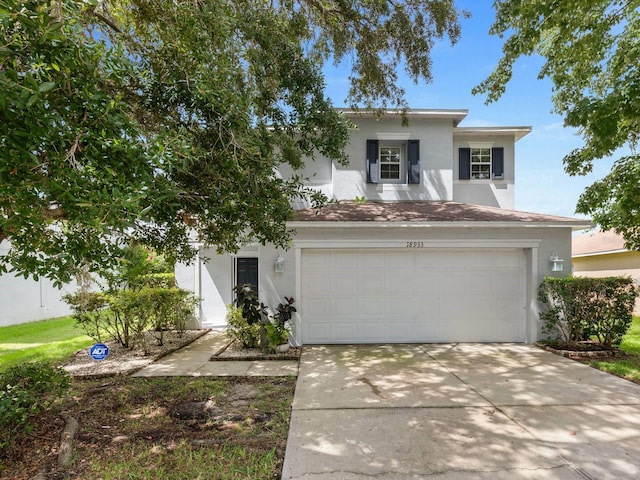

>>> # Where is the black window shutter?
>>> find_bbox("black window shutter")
[492,147,504,178]
[459,148,471,180]
[407,139,420,184]
[366,139,379,183]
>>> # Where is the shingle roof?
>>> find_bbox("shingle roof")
[572,230,629,256]
[291,201,590,226]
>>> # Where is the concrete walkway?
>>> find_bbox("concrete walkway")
[282,344,640,480]
[132,331,299,377]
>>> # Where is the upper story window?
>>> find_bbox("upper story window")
[380,146,402,180]
[459,145,504,181]
[471,148,491,179]
[366,138,420,184]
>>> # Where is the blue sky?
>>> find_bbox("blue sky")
[322,1,614,220]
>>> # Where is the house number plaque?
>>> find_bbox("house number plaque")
[406,242,424,248]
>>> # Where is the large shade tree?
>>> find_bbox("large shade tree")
[1,0,467,284]
[474,0,640,249]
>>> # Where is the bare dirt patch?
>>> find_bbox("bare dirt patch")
[1,376,295,480]
[1,331,299,479]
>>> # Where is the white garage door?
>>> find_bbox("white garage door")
[301,248,526,344]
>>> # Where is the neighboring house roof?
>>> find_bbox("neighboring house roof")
[572,230,630,257]
[290,201,591,229]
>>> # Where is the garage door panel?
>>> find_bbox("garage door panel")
[385,269,411,292]
[413,272,444,292]
[359,322,390,341]
[440,294,489,319]
[305,298,331,316]
[304,322,332,342]
[496,295,524,317]
[411,294,440,317]
[303,275,332,296]
[301,248,526,344]
[333,323,358,342]
[359,273,386,292]
[334,298,358,316]
[332,249,358,268]
[387,323,415,341]
[358,297,386,316]
[385,297,412,316]
[304,249,331,268]
[358,250,385,267]
[385,251,415,268]
[333,275,358,296]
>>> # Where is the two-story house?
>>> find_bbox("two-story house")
[176,109,590,344]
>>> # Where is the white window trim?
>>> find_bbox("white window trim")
[379,145,402,182]
[375,142,406,184]
[468,142,494,181]
[376,132,411,141]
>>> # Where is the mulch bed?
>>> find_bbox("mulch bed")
[211,339,301,361]
[535,341,628,359]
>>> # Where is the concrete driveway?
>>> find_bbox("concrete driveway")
[282,344,640,479]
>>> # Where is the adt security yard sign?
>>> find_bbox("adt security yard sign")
[89,343,110,361]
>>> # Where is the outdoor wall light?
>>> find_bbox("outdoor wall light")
[549,253,564,272]
[274,254,285,273]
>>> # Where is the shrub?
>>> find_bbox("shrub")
[225,305,261,349]
[538,276,638,347]
[63,291,109,342]
[264,297,295,352]
[0,363,70,454]
[232,284,267,326]
[66,287,197,352]
[264,321,290,352]
[135,273,177,289]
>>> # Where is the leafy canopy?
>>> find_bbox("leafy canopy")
[474,0,640,248]
[0,0,467,284]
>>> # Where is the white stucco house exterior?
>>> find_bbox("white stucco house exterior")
[0,241,74,327]
[176,109,591,344]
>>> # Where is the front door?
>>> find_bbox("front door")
[236,257,259,293]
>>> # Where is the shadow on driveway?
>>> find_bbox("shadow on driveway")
[282,344,640,479]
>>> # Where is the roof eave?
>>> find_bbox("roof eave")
[572,249,631,258]
[453,126,532,142]
[288,221,592,229]
[337,108,469,126]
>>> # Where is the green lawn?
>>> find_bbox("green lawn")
[588,316,640,383]
[0,316,94,372]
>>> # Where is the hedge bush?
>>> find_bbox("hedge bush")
[66,288,197,352]
[538,276,638,347]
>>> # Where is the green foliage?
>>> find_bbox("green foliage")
[264,321,290,352]
[136,273,176,289]
[0,0,152,285]
[232,284,268,326]
[474,1,640,249]
[66,287,197,352]
[0,362,70,453]
[274,296,297,324]
[104,244,173,291]
[65,244,196,352]
[227,294,296,352]
[225,305,261,349]
[63,291,110,343]
[538,277,638,347]
[1,0,466,283]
